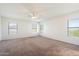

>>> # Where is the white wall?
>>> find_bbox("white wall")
[1,17,38,40]
[0,16,2,40]
[41,11,79,45]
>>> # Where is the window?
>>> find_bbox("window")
[8,23,18,34]
[68,18,79,37]
[32,22,40,33]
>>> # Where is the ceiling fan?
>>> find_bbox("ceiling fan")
[31,11,39,19]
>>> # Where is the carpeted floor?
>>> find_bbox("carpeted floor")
[0,36,79,56]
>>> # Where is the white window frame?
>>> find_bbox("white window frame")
[8,22,18,35]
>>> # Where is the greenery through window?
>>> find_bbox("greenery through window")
[68,18,79,37]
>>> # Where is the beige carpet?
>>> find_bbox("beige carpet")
[0,36,79,56]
